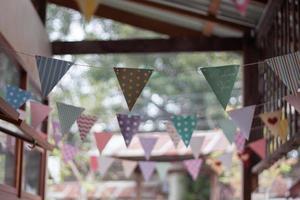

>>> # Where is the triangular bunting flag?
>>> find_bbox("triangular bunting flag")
[62,144,78,163]
[259,110,282,136]
[284,94,300,113]
[183,159,203,181]
[234,131,246,153]
[232,0,251,15]
[219,119,237,143]
[171,115,197,147]
[266,52,300,94]
[156,163,170,181]
[52,121,62,145]
[122,160,137,178]
[5,85,31,110]
[227,105,256,139]
[139,161,156,182]
[36,56,73,97]
[114,67,153,111]
[77,114,97,140]
[76,0,99,21]
[279,119,288,141]
[200,65,239,109]
[139,136,158,160]
[117,114,141,147]
[218,152,233,171]
[56,102,85,135]
[94,132,113,153]
[248,138,266,159]
[99,156,114,177]
[190,135,205,159]
[30,101,52,129]
[90,155,99,172]
[165,121,181,148]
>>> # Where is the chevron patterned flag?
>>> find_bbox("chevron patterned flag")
[36,56,74,97]
[114,67,153,111]
[117,114,141,147]
[62,144,78,163]
[184,159,203,181]
[266,51,300,94]
[77,114,97,140]
[57,102,85,135]
[5,85,31,110]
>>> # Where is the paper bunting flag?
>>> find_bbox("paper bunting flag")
[171,115,197,147]
[94,132,113,153]
[227,105,255,139]
[62,144,78,163]
[184,159,203,181]
[139,137,158,160]
[56,102,84,135]
[76,0,99,21]
[17,109,27,120]
[139,161,156,182]
[122,160,137,178]
[117,114,141,147]
[77,114,97,140]
[219,119,237,143]
[99,156,114,177]
[200,65,239,109]
[52,121,62,145]
[114,67,153,111]
[190,136,205,159]
[266,52,300,94]
[30,101,52,129]
[284,94,300,113]
[165,121,181,148]
[259,110,282,136]
[5,85,31,110]
[218,152,233,171]
[90,155,99,172]
[234,131,246,153]
[232,0,251,15]
[279,119,288,141]
[248,138,266,159]
[156,163,170,181]
[36,56,74,97]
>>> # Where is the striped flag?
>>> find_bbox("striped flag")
[266,51,300,94]
[77,114,97,140]
[36,56,74,97]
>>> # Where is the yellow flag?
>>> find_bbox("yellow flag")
[76,0,99,21]
[259,110,282,137]
[279,119,288,141]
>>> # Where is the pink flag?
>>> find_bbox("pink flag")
[30,101,52,129]
[139,136,158,160]
[184,159,203,181]
[62,144,78,163]
[284,94,300,113]
[232,0,251,15]
[99,156,114,177]
[234,131,246,153]
[122,160,137,178]
[248,138,266,159]
[77,114,97,140]
[52,121,62,145]
[94,132,113,153]
[90,155,99,172]
[228,105,256,139]
[190,136,205,159]
[139,161,156,181]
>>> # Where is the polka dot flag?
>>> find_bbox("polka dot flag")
[117,114,141,147]
[114,67,153,111]
[5,85,31,110]
[171,115,197,147]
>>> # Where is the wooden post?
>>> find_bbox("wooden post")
[135,170,142,200]
[210,172,219,200]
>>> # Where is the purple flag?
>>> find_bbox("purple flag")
[139,161,156,182]
[117,114,141,147]
[284,94,300,113]
[52,121,62,145]
[184,159,203,181]
[139,136,158,160]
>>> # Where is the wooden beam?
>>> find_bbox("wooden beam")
[52,37,243,55]
[127,0,252,32]
[48,0,204,37]
[112,154,205,162]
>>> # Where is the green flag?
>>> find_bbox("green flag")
[201,65,239,109]
[219,119,237,143]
